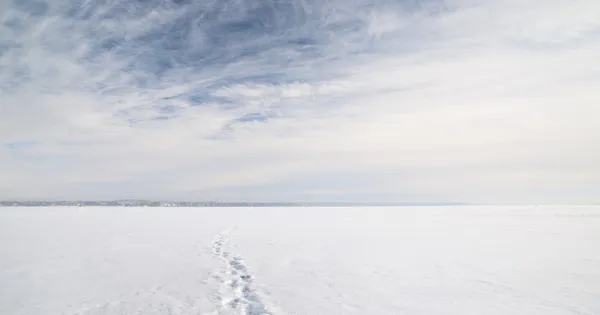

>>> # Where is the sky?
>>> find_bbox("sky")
[1,0,599,204]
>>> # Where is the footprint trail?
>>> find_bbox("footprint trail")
[211,231,278,315]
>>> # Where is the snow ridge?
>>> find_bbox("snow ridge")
[211,231,275,315]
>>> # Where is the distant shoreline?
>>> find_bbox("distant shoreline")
[0,201,467,207]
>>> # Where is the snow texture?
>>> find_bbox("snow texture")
[1,206,600,315]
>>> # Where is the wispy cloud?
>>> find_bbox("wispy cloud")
[1,0,599,203]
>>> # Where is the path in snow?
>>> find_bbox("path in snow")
[209,231,279,315]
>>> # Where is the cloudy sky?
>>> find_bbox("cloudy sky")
[1,0,599,203]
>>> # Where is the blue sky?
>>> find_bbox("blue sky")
[1,0,599,203]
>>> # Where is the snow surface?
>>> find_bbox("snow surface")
[1,206,599,315]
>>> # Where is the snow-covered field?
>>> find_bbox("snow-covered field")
[1,206,599,315]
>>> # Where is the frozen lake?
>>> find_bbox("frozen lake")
[1,206,599,315]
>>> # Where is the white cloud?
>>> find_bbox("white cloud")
[1,0,599,203]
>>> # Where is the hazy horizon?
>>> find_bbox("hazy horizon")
[2,200,600,206]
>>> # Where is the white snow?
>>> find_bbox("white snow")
[1,206,599,315]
